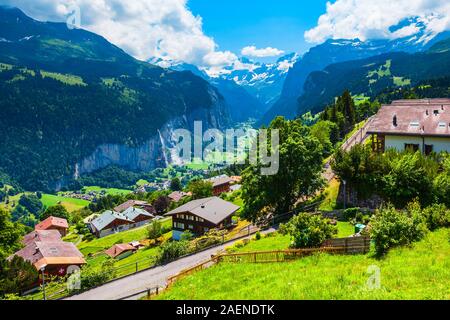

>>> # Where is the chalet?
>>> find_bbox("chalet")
[206,175,232,196]
[114,200,156,215]
[165,197,240,240]
[11,230,85,277]
[90,210,134,238]
[122,207,155,228]
[90,208,154,238]
[35,216,69,236]
[367,99,450,154]
[105,244,137,260]
[168,191,191,203]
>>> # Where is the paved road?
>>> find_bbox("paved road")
[66,228,276,300]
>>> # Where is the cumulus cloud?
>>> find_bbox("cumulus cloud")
[305,0,450,44]
[241,45,284,58]
[0,0,238,68]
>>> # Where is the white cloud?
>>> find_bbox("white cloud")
[0,0,237,68]
[241,45,284,58]
[305,0,450,44]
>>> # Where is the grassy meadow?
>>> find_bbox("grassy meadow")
[157,228,450,300]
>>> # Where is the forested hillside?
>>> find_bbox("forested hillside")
[0,7,229,191]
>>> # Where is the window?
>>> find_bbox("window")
[174,222,185,229]
[410,121,420,127]
[438,122,446,128]
[405,144,419,152]
[188,224,194,230]
[204,227,209,232]
[425,145,434,156]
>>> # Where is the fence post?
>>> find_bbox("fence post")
[136,262,138,273]
[156,287,159,295]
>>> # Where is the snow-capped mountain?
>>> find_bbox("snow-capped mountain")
[260,21,450,125]
[217,53,299,108]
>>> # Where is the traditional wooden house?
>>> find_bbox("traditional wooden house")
[105,244,137,260]
[35,216,69,236]
[11,230,85,277]
[90,210,134,238]
[114,200,156,215]
[122,207,154,228]
[206,175,232,196]
[367,99,450,154]
[165,197,240,240]
[168,191,191,203]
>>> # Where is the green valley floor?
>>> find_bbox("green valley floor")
[156,228,450,300]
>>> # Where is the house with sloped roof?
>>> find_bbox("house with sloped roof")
[367,99,450,154]
[11,230,85,277]
[105,243,137,260]
[122,207,154,228]
[114,200,156,215]
[90,210,134,238]
[35,216,69,236]
[90,207,155,238]
[205,175,233,195]
[165,197,240,240]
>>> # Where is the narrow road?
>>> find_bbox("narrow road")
[66,228,276,300]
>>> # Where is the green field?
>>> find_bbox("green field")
[157,228,450,300]
[81,186,132,195]
[41,194,90,212]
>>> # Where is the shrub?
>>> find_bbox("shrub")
[342,208,361,221]
[80,260,116,290]
[157,240,189,263]
[279,213,337,249]
[190,230,224,251]
[255,232,262,240]
[421,204,450,231]
[369,204,428,256]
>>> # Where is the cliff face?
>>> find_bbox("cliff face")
[76,88,230,176]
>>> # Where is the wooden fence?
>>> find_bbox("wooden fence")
[165,236,371,289]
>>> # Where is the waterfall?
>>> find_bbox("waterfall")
[158,129,170,167]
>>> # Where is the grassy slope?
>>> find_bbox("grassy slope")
[81,186,132,195]
[157,229,450,300]
[40,194,90,212]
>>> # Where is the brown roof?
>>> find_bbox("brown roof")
[168,191,190,202]
[14,241,85,270]
[367,99,450,137]
[165,197,240,225]
[35,216,69,231]
[114,200,149,213]
[105,244,136,258]
[23,230,62,247]
[206,175,232,188]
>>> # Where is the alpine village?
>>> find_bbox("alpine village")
[0,3,449,301]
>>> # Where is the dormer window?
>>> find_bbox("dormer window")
[393,115,397,127]
[434,110,439,116]
[438,122,446,128]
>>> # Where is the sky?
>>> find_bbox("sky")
[187,0,329,60]
[1,0,449,74]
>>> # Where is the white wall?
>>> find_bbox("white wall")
[385,135,450,153]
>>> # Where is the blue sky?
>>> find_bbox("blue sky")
[188,0,330,59]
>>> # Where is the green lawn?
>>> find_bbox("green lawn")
[228,222,354,253]
[78,218,172,256]
[81,186,132,195]
[319,178,340,211]
[41,194,90,212]
[157,228,450,300]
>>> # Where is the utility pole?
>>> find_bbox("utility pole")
[41,267,46,301]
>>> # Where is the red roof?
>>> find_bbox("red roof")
[105,244,136,258]
[35,216,69,231]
